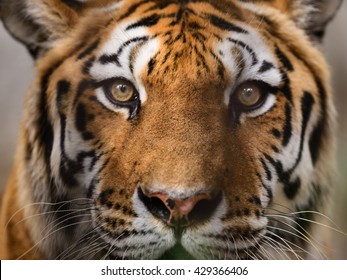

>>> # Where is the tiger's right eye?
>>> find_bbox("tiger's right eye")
[233,80,269,111]
[236,82,262,107]
[100,77,140,119]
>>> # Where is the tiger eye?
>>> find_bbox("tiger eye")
[236,82,262,107]
[110,79,135,103]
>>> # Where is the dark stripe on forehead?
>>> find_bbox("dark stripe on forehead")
[99,53,121,66]
[118,0,151,21]
[209,49,226,80]
[229,39,258,65]
[61,0,84,10]
[99,36,149,67]
[209,14,248,33]
[258,60,274,73]
[126,14,161,30]
[118,36,150,58]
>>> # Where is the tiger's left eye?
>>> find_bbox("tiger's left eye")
[108,79,136,103]
[101,78,140,119]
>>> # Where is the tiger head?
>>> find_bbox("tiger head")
[0,0,342,259]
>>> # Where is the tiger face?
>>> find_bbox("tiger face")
[0,0,342,259]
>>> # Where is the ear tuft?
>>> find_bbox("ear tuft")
[0,0,84,58]
[297,0,343,42]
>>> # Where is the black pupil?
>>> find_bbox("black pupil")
[117,84,128,93]
[244,87,254,98]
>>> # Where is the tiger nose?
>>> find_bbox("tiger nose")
[137,187,223,228]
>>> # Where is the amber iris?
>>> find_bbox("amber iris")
[235,81,262,108]
[110,79,135,103]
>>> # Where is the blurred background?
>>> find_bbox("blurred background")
[0,2,346,259]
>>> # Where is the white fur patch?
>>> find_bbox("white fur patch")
[219,24,282,119]
[90,20,159,117]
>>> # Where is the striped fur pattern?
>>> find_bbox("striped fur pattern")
[0,0,342,259]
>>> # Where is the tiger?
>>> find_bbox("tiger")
[0,0,343,260]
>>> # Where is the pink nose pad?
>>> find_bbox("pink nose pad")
[138,188,223,228]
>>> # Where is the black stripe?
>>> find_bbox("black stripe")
[202,1,244,21]
[279,70,293,102]
[188,21,203,30]
[275,46,294,71]
[147,57,156,75]
[61,0,84,10]
[60,151,96,187]
[260,158,272,181]
[82,56,96,75]
[126,14,161,30]
[283,177,301,200]
[39,66,58,171]
[99,53,121,66]
[73,79,93,107]
[294,184,322,230]
[35,41,86,184]
[99,36,149,66]
[209,14,247,33]
[56,79,79,187]
[262,184,273,205]
[229,39,258,65]
[194,45,209,73]
[118,0,149,21]
[272,128,281,138]
[264,154,301,200]
[285,48,328,166]
[209,49,225,80]
[258,60,274,73]
[118,36,149,58]
[77,39,100,60]
[309,120,325,165]
[282,102,292,146]
[75,103,94,140]
[192,31,207,44]
[309,79,327,165]
[290,91,315,171]
[56,80,71,108]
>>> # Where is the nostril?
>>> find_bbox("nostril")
[138,187,224,228]
[188,191,223,223]
[137,187,170,222]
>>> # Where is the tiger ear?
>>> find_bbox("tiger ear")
[295,0,343,41]
[0,0,85,58]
